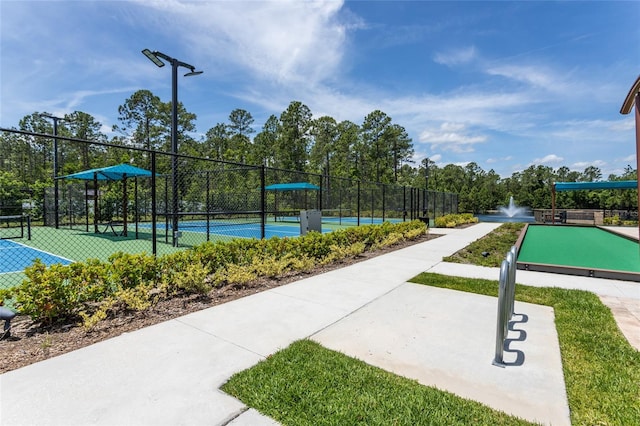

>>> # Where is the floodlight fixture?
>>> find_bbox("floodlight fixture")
[184,68,203,77]
[142,49,165,68]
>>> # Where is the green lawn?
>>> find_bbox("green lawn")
[223,339,535,426]
[223,274,640,426]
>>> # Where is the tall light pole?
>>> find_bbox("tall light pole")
[142,49,203,247]
[423,157,429,218]
[40,113,66,229]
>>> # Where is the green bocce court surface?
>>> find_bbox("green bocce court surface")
[517,225,640,273]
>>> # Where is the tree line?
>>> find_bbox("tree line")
[0,89,637,214]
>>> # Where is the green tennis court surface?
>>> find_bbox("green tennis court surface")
[0,216,403,290]
[517,225,640,279]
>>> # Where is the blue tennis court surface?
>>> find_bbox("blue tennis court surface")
[138,216,402,240]
[140,222,331,239]
[0,239,72,274]
[320,217,403,225]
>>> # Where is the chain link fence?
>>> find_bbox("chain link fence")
[0,127,458,289]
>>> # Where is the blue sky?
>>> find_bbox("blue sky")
[1,1,638,178]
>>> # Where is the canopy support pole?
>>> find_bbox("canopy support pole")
[93,173,99,233]
[552,184,556,225]
[123,174,128,237]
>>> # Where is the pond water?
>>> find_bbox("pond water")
[475,214,536,223]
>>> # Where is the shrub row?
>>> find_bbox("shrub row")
[603,215,638,226]
[433,213,478,228]
[0,220,427,327]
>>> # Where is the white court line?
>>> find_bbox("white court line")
[0,239,74,275]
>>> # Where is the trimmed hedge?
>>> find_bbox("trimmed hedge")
[2,220,427,326]
[433,213,478,228]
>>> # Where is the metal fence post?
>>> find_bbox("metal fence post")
[260,165,266,240]
[151,151,157,255]
[357,181,361,226]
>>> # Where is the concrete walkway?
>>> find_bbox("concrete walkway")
[0,223,638,425]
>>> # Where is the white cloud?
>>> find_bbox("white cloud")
[485,64,556,89]
[572,160,606,169]
[609,118,635,132]
[487,156,513,164]
[419,122,486,153]
[433,46,477,66]
[549,119,632,145]
[139,0,349,86]
[532,154,564,165]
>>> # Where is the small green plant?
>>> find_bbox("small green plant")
[0,288,14,304]
[15,261,82,324]
[288,254,316,272]
[213,263,258,287]
[371,231,404,251]
[40,333,53,355]
[172,262,212,294]
[321,242,367,264]
[252,254,293,278]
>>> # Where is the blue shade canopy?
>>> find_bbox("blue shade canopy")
[554,181,637,191]
[61,164,152,181]
[265,182,320,191]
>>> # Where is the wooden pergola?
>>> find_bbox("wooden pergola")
[620,75,640,242]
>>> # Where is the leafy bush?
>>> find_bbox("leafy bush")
[434,213,478,228]
[321,242,367,265]
[15,261,81,324]
[604,215,621,225]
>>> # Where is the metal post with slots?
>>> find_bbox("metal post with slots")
[300,210,322,236]
[493,245,518,367]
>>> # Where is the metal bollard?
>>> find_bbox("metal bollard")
[493,259,510,367]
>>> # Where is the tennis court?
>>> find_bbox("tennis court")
[516,224,640,281]
[142,209,403,241]
[275,213,404,226]
[0,211,405,290]
[0,239,72,274]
